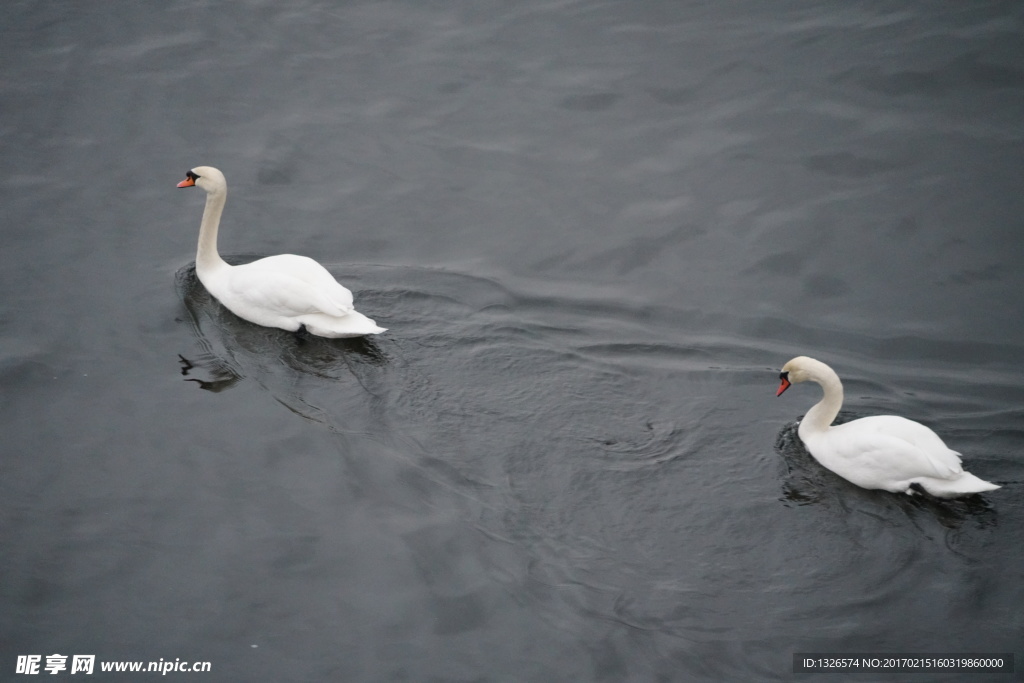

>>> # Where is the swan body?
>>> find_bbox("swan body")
[776,356,999,498]
[177,166,385,338]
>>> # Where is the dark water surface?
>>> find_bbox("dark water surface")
[2,1,1022,681]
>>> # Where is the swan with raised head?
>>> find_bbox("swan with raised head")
[776,356,999,498]
[177,166,385,338]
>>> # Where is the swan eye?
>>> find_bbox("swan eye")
[186,170,200,181]
[779,371,789,381]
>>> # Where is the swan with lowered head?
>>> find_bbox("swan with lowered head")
[177,166,385,338]
[776,356,999,498]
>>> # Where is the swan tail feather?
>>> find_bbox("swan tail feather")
[915,472,1000,499]
[297,310,386,338]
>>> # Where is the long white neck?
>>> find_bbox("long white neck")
[195,186,229,276]
[800,364,844,435]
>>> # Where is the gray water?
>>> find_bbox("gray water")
[2,1,1022,681]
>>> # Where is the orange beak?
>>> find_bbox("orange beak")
[177,176,195,188]
[776,376,791,397]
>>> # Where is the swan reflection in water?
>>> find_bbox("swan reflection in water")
[774,421,996,533]
[175,263,387,394]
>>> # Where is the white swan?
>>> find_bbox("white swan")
[177,166,385,338]
[776,356,999,498]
